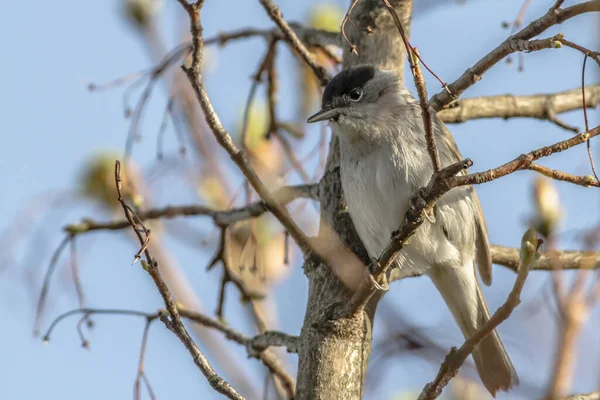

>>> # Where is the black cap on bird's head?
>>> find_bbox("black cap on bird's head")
[307,65,376,123]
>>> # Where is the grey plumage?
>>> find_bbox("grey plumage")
[308,65,518,396]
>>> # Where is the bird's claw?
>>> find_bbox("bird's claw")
[365,258,389,292]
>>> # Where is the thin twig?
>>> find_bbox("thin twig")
[452,126,600,187]
[42,306,294,399]
[528,163,599,187]
[134,317,157,400]
[340,0,371,54]
[381,2,441,171]
[176,306,296,398]
[558,38,600,67]
[580,54,600,183]
[115,157,246,400]
[62,184,319,236]
[258,0,331,86]
[34,235,71,336]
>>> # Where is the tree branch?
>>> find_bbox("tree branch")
[179,2,315,257]
[249,331,299,353]
[63,184,318,235]
[453,126,600,186]
[491,245,600,272]
[258,0,331,86]
[114,160,246,400]
[42,306,295,399]
[437,85,600,131]
[176,306,296,397]
[430,1,600,111]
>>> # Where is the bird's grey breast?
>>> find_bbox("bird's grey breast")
[340,141,417,258]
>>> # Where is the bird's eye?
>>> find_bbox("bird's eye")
[348,87,363,101]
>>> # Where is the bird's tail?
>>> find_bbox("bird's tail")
[428,264,519,397]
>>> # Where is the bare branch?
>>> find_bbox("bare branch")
[453,126,600,186]
[42,307,294,399]
[382,0,441,171]
[250,331,299,353]
[115,160,246,400]
[437,85,600,129]
[558,37,600,67]
[34,235,71,336]
[134,317,157,400]
[551,393,600,400]
[491,245,600,273]
[258,0,331,86]
[431,1,600,111]
[179,4,316,257]
[176,306,296,397]
[528,163,599,187]
[63,184,318,235]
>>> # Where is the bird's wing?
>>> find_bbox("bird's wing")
[435,115,493,285]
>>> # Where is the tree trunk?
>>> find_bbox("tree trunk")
[295,1,413,399]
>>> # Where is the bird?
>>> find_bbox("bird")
[307,65,519,396]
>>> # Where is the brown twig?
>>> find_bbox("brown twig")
[206,227,265,324]
[263,42,312,182]
[580,54,600,183]
[558,38,600,67]
[134,317,157,400]
[176,306,296,398]
[452,126,600,187]
[62,184,319,236]
[382,2,441,172]
[528,163,599,187]
[124,44,191,160]
[115,159,246,400]
[156,93,186,159]
[241,38,277,161]
[68,236,86,309]
[417,229,540,400]
[33,235,71,336]
[430,1,600,111]
[258,0,331,86]
[340,0,372,54]
[42,306,294,399]
[179,3,315,257]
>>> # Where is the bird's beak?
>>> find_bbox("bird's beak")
[307,108,341,123]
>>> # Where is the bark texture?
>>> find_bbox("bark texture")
[295,1,412,399]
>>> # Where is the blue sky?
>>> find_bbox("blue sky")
[1,0,599,399]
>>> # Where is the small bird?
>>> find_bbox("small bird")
[307,65,518,396]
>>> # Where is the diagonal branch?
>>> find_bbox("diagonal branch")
[115,160,246,400]
[430,1,600,111]
[453,126,600,186]
[382,0,441,172]
[176,306,296,398]
[179,2,315,257]
[258,0,331,86]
